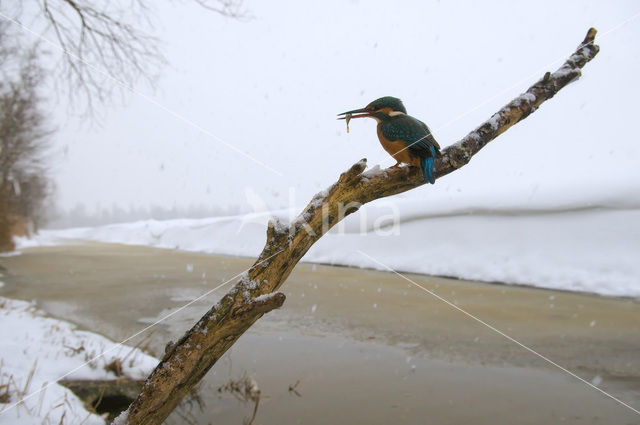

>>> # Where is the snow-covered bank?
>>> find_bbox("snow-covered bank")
[0,297,157,425]
[18,199,640,298]
[311,208,640,298]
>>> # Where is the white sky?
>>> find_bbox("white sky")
[46,0,640,216]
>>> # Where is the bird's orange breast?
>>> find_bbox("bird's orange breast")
[376,126,420,166]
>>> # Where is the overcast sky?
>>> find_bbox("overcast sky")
[43,1,640,217]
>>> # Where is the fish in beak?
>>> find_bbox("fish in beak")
[337,107,372,133]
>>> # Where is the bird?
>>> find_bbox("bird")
[338,96,440,184]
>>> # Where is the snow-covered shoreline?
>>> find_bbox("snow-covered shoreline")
[0,297,157,425]
[16,200,640,298]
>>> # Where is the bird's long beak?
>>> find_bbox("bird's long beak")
[337,107,371,120]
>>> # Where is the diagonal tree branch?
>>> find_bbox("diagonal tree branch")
[119,28,600,425]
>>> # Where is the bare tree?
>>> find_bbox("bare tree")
[0,1,246,248]
[116,28,600,425]
[1,0,247,113]
[0,29,52,250]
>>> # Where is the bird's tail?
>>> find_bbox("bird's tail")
[420,146,437,184]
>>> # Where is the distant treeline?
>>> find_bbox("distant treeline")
[46,203,244,229]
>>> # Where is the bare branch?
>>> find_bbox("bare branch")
[37,0,166,113]
[191,0,251,19]
[118,29,600,425]
[1,1,246,114]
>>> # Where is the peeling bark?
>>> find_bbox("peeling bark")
[121,28,599,425]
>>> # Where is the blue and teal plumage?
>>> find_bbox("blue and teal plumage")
[379,114,440,184]
[420,147,437,184]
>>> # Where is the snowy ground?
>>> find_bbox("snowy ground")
[18,194,640,298]
[0,297,157,425]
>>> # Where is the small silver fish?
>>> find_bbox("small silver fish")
[345,113,352,133]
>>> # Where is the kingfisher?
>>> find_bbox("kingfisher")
[338,96,440,184]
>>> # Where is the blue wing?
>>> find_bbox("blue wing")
[380,115,440,159]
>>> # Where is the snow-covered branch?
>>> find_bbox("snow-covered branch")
[120,28,600,425]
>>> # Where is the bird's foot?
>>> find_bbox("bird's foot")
[390,162,402,169]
